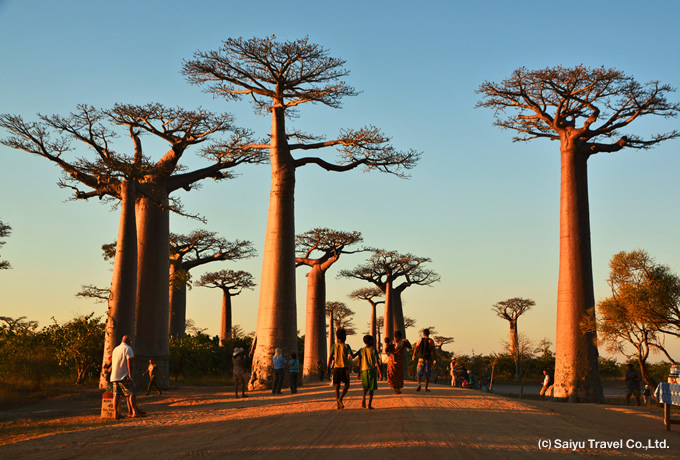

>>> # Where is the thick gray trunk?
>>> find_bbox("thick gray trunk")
[168,263,187,339]
[134,194,170,388]
[554,143,603,402]
[100,180,137,389]
[303,266,327,381]
[250,107,298,390]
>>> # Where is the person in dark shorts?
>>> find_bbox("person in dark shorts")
[328,328,353,409]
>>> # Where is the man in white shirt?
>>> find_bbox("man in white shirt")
[111,335,145,419]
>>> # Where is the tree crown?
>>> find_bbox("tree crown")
[477,65,680,153]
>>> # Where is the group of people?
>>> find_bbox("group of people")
[447,358,491,391]
[325,328,439,409]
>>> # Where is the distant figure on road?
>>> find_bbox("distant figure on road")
[272,348,287,395]
[449,358,457,387]
[232,347,248,398]
[288,352,300,394]
[142,359,162,396]
[625,364,642,406]
[539,369,553,400]
[413,328,436,392]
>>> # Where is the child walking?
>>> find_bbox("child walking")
[328,327,353,409]
[357,335,382,409]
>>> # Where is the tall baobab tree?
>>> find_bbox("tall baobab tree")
[195,269,256,346]
[106,103,262,385]
[340,249,439,341]
[349,286,384,352]
[477,66,680,402]
[169,231,256,339]
[1,107,142,388]
[295,228,363,381]
[491,297,535,382]
[1,104,263,387]
[183,36,420,388]
[0,220,11,270]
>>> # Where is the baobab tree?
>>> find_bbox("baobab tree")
[169,230,256,339]
[477,65,680,402]
[491,297,535,382]
[184,36,420,387]
[105,103,262,385]
[195,269,256,346]
[339,249,439,341]
[183,36,420,388]
[1,107,142,388]
[1,104,263,387]
[349,286,384,353]
[295,228,363,381]
[0,220,11,270]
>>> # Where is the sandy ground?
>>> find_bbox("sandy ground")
[1,380,679,459]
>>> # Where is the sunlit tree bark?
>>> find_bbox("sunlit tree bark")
[184,36,420,389]
[295,228,362,381]
[108,103,262,386]
[478,65,680,402]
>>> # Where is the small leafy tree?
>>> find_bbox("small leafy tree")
[44,313,105,384]
[594,250,680,386]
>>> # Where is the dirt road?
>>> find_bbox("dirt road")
[1,381,679,459]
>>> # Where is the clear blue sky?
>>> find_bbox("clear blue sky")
[1,0,679,360]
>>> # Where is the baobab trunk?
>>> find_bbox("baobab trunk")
[391,288,409,380]
[303,266,327,382]
[369,302,377,352]
[554,143,603,402]
[168,264,187,339]
[250,107,298,390]
[328,310,335,358]
[219,289,232,346]
[509,319,521,383]
[383,280,394,341]
[134,194,171,388]
[100,180,137,389]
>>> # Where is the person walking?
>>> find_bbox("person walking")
[142,359,162,396]
[386,330,411,395]
[413,329,436,392]
[357,335,382,409]
[328,328,353,409]
[110,335,145,419]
